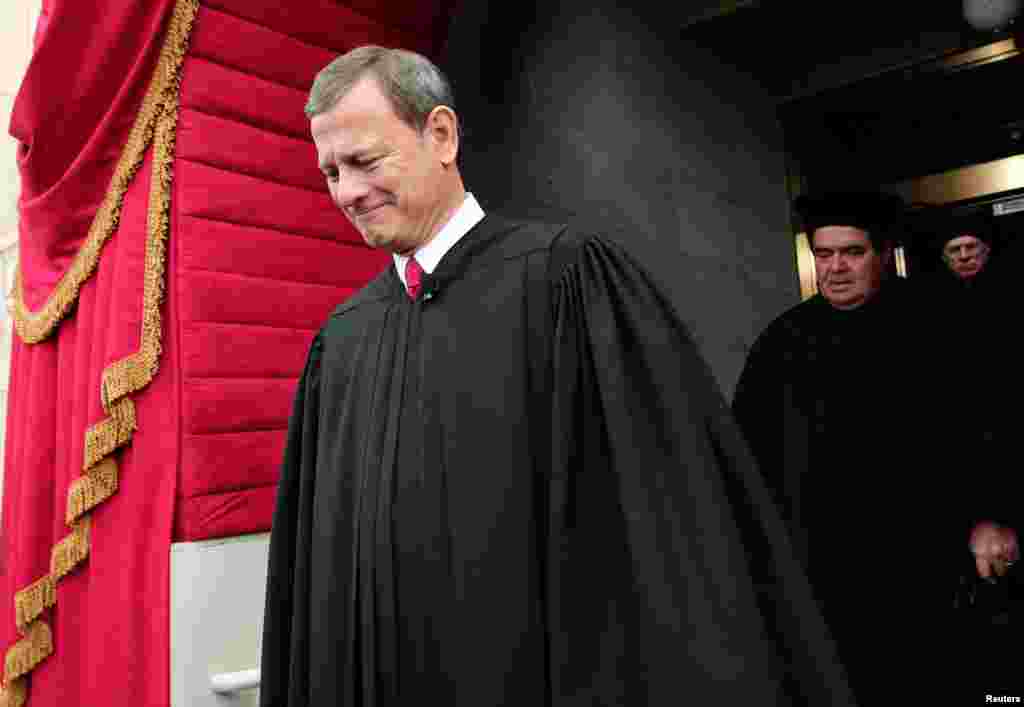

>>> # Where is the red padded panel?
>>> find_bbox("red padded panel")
[183,378,296,435]
[190,5,337,92]
[172,1,459,542]
[180,57,309,141]
[177,215,388,289]
[201,0,440,57]
[176,158,362,245]
[180,429,287,499]
[174,485,278,541]
[330,0,458,39]
[181,321,313,380]
[176,269,356,331]
[177,108,323,192]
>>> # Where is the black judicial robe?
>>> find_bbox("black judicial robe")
[260,216,856,706]
[732,284,959,702]
[915,266,1021,533]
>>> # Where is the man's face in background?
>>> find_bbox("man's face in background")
[812,226,888,310]
[943,234,990,281]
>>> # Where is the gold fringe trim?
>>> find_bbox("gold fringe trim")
[0,678,27,707]
[11,0,196,345]
[83,398,136,471]
[99,87,175,411]
[2,1,198,704]
[10,516,93,636]
[50,519,91,582]
[3,622,52,683]
[13,578,54,635]
[66,457,119,524]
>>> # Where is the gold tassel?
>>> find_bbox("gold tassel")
[3,622,52,683]
[66,457,119,525]
[13,577,55,634]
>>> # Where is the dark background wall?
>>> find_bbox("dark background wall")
[441,0,798,398]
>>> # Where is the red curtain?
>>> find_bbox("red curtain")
[1,2,204,705]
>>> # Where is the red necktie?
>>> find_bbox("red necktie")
[405,256,424,300]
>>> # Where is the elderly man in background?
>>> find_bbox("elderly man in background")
[940,212,994,283]
[927,211,1018,585]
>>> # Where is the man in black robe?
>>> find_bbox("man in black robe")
[919,213,1019,577]
[920,213,1022,699]
[260,46,856,706]
[732,193,1019,703]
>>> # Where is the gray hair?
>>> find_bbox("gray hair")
[305,46,459,137]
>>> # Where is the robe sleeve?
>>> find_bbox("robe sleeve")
[260,333,323,707]
[731,328,810,558]
[546,234,855,706]
[732,331,784,496]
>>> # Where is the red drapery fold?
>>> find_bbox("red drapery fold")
[11,0,179,323]
[2,3,194,704]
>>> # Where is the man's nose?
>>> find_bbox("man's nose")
[830,255,849,272]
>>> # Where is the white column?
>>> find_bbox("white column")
[0,0,41,517]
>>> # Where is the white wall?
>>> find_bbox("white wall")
[171,533,269,707]
[0,0,40,516]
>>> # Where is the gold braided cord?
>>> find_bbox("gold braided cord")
[0,677,26,707]
[83,397,137,471]
[66,457,119,524]
[2,622,52,683]
[12,579,53,635]
[7,518,91,661]
[1,0,198,701]
[11,0,196,345]
[48,519,92,583]
[99,88,176,411]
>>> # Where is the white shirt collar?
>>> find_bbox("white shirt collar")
[394,192,485,288]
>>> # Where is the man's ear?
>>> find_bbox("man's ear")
[424,105,459,167]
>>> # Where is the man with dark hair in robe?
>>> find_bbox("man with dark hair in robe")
[732,192,1019,703]
[260,46,856,707]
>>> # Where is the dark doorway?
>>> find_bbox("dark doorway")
[681,1,1024,285]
